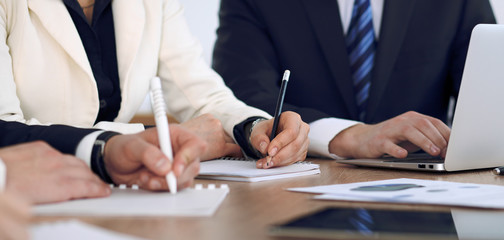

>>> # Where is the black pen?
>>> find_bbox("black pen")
[493,166,504,175]
[270,70,290,141]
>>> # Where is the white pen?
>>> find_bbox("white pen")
[0,158,5,192]
[150,77,177,194]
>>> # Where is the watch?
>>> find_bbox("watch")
[91,131,120,184]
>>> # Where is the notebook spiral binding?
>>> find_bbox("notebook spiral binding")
[216,157,313,165]
[110,184,229,190]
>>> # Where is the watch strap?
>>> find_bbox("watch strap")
[91,131,120,184]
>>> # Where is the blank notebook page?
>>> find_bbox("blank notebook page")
[34,184,229,217]
[198,159,320,182]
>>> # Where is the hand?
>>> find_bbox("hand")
[181,113,243,160]
[0,142,111,204]
[0,194,30,240]
[329,111,451,158]
[103,125,207,191]
[249,111,310,168]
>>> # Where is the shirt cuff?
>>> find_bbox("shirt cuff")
[75,131,104,167]
[0,158,5,192]
[308,118,361,159]
[94,121,145,134]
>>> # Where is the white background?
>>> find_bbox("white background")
[137,0,504,114]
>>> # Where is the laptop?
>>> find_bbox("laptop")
[337,24,504,172]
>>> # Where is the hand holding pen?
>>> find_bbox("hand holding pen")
[248,70,310,169]
[98,78,206,192]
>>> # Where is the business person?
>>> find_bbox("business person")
[213,0,495,159]
[0,0,309,168]
[0,120,207,201]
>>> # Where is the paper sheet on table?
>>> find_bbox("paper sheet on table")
[31,220,144,240]
[289,178,504,209]
[34,184,229,216]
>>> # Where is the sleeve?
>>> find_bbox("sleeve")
[0,120,98,155]
[0,2,26,124]
[309,118,360,158]
[448,0,496,100]
[212,0,333,123]
[156,0,271,138]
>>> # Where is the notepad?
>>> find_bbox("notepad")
[34,184,229,217]
[198,158,320,182]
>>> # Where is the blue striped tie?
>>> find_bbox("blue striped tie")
[346,0,376,121]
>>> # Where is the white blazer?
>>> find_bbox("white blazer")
[0,0,270,135]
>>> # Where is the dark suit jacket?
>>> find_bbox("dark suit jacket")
[213,0,496,124]
[0,120,97,154]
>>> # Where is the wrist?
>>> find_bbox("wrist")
[329,124,364,158]
[91,131,121,184]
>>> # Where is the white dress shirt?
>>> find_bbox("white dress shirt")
[308,0,384,158]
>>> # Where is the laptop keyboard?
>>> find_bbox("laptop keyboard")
[382,154,444,164]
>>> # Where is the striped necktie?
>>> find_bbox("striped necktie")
[346,0,376,122]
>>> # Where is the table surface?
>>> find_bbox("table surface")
[34,159,504,240]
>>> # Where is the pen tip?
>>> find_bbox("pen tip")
[283,70,290,81]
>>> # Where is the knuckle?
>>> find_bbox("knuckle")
[141,145,158,161]
[399,124,412,133]
[283,128,296,138]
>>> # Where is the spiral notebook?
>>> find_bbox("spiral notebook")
[34,184,229,217]
[198,158,320,182]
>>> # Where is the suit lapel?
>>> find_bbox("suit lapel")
[112,0,145,90]
[27,0,93,78]
[301,0,358,119]
[367,0,415,122]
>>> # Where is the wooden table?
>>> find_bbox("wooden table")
[34,159,504,240]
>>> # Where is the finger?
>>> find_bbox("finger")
[135,170,166,191]
[268,114,302,157]
[269,136,309,167]
[255,157,270,169]
[130,139,171,177]
[171,137,206,177]
[413,119,448,153]
[61,166,108,184]
[177,160,200,190]
[404,127,441,156]
[427,116,451,144]
[250,120,272,155]
[381,140,409,158]
[63,179,111,201]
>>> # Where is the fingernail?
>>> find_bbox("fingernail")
[269,147,278,157]
[265,156,272,168]
[151,180,161,190]
[259,141,267,153]
[257,161,263,168]
[156,157,167,168]
[269,159,274,167]
[430,145,440,154]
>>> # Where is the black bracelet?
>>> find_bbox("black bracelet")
[91,131,121,184]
